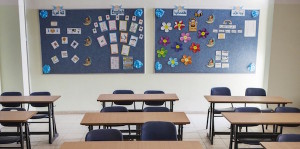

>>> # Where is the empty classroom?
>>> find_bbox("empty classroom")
[0,0,299,149]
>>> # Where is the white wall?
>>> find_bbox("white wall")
[268,0,300,108]
[25,0,274,112]
[0,1,24,94]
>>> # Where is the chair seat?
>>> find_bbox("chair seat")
[260,108,273,113]
[0,136,20,144]
[214,107,235,114]
[238,138,272,145]
[30,114,49,119]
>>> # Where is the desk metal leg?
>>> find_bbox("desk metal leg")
[48,104,53,144]
[102,102,106,108]
[170,101,174,112]
[207,102,213,144]
[20,123,24,149]
[180,125,183,140]
[234,125,238,149]
[210,103,215,144]
[51,103,58,134]
[25,122,31,149]
[88,126,93,131]
[229,124,233,149]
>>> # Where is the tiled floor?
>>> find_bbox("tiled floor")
[1,113,300,149]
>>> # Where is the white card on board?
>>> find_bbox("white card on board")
[97,35,107,47]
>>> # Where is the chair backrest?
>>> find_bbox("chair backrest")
[30,92,51,107]
[1,92,22,107]
[235,107,261,113]
[144,90,165,106]
[113,90,134,94]
[112,90,134,105]
[245,88,266,96]
[141,121,177,141]
[275,107,300,113]
[101,106,128,112]
[1,108,26,126]
[277,134,300,142]
[85,129,123,141]
[143,107,170,112]
[211,87,231,96]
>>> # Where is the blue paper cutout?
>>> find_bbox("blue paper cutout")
[155,61,162,71]
[251,10,259,18]
[134,60,143,69]
[155,9,165,18]
[134,9,143,17]
[248,63,256,72]
[43,65,51,74]
[40,10,48,19]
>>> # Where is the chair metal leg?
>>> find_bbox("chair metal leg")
[206,108,210,129]
[262,125,265,133]
[266,125,269,130]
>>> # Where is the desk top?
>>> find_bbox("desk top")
[222,113,300,125]
[0,111,37,122]
[81,112,190,125]
[98,94,179,102]
[60,141,203,149]
[204,96,292,104]
[0,96,61,103]
[260,142,300,149]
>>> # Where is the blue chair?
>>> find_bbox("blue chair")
[206,87,235,129]
[141,121,177,141]
[0,131,23,148]
[277,134,300,142]
[0,135,21,144]
[101,106,128,112]
[143,107,170,112]
[234,107,269,146]
[100,106,130,135]
[275,107,300,133]
[112,90,135,109]
[1,108,26,127]
[29,92,51,119]
[1,92,22,108]
[235,107,264,132]
[142,90,165,109]
[245,88,273,130]
[245,88,273,112]
[85,129,123,141]
[0,107,26,147]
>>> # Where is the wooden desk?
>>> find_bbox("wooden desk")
[0,96,60,103]
[81,112,190,140]
[0,96,61,144]
[60,141,203,149]
[260,142,300,149]
[222,113,300,149]
[204,96,292,144]
[222,113,300,125]
[98,94,179,111]
[0,111,37,122]
[204,96,292,104]
[0,111,37,149]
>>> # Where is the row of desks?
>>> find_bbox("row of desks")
[81,112,190,140]
[223,113,300,149]
[204,95,293,145]
[0,96,61,149]
[0,94,298,149]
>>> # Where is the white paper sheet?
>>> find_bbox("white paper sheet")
[244,20,256,37]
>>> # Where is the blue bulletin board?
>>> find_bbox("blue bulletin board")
[154,8,260,73]
[39,8,145,74]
